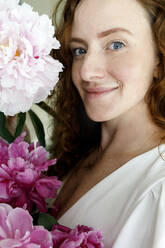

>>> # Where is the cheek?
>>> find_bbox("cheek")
[71,62,85,99]
[107,54,154,87]
[72,63,80,89]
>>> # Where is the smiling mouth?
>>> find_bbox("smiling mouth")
[84,87,119,97]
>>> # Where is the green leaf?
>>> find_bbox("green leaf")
[38,213,58,231]
[28,109,46,147]
[14,112,26,138]
[36,102,56,117]
[0,112,14,143]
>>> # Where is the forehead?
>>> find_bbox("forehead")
[71,0,151,37]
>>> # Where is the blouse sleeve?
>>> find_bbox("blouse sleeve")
[113,180,165,248]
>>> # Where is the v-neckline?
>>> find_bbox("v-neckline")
[58,144,164,222]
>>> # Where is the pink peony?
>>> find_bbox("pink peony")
[0,132,62,212]
[0,0,63,116]
[0,203,53,248]
[51,224,104,248]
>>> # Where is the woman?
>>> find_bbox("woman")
[51,0,165,247]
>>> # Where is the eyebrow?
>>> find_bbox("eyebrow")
[69,27,133,45]
[97,27,133,38]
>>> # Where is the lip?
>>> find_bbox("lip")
[84,87,119,98]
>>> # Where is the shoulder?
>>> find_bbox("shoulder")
[113,175,165,247]
[133,144,165,202]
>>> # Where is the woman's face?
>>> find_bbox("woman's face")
[69,0,158,122]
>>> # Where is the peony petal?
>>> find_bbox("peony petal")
[0,203,53,248]
[25,244,41,248]
[0,0,63,116]
[6,208,33,238]
[8,181,23,198]
[13,192,30,210]
[0,238,21,248]
[0,204,13,239]
[0,168,10,180]
[9,141,29,159]
[30,191,47,213]
[30,229,53,248]
[15,168,36,185]
[0,182,10,201]
[29,147,49,167]
[13,132,26,144]
[8,157,26,172]
[35,177,62,198]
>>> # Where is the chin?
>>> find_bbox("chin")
[87,108,122,122]
[87,113,113,122]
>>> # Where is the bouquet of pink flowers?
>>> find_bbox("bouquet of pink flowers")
[0,132,61,213]
[0,134,103,248]
[0,0,104,247]
[0,203,103,248]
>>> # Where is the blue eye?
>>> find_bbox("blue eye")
[71,48,86,57]
[109,41,125,50]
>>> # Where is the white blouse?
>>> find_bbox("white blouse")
[59,144,165,248]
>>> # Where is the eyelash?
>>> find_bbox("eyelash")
[70,41,126,58]
[107,41,126,50]
[71,48,86,57]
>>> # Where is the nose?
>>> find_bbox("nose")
[80,51,106,82]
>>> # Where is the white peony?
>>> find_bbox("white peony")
[0,0,63,116]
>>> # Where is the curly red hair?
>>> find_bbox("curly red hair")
[50,0,165,178]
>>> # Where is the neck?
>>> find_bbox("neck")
[101,102,163,156]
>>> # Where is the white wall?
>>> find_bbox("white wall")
[22,0,57,17]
